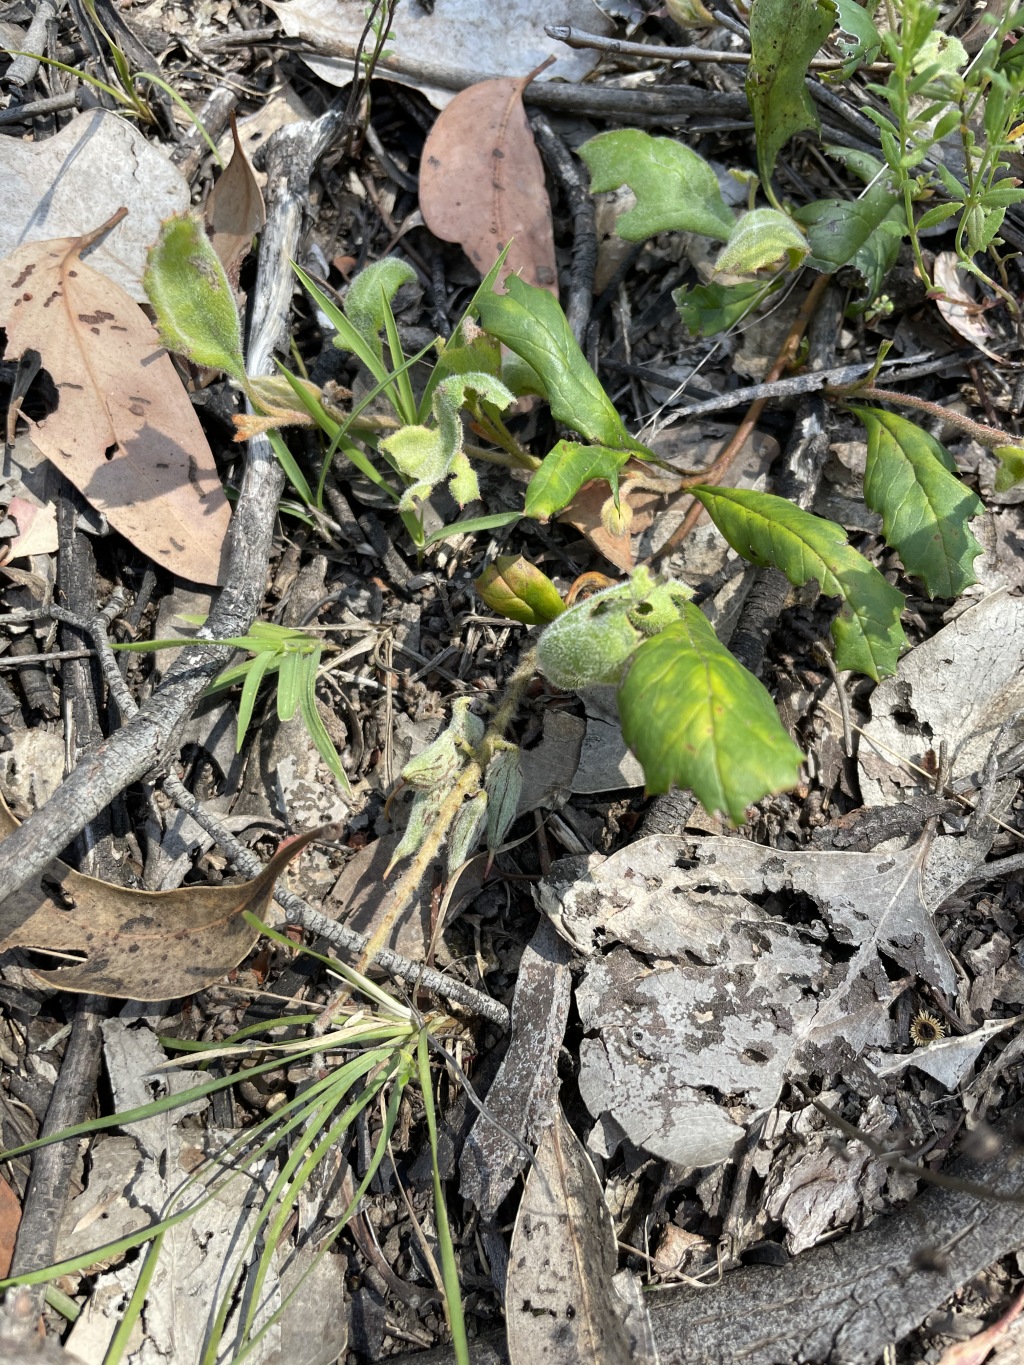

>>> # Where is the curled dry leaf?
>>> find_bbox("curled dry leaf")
[419,68,557,293]
[205,111,266,286]
[0,796,341,999]
[0,215,231,585]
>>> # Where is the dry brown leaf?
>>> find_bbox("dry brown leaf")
[0,1175,20,1279]
[419,69,557,293]
[556,460,667,571]
[933,252,1009,365]
[0,798,340,999]
[0,216,231,585]
[206,112,266,286]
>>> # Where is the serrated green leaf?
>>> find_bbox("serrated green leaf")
[144,213,246,380]
[796,186,905,305]
[578,129,735,242]
[852,406,984,597]
[276,649,303,722]
[524,440,631,520]
[236,648,277,750]
[674,279,776,337]
[690,485,907,678]
[714,208,809,274]
[746,0,838,195]
[475,276,640,451]
[994,445,1024,493]
[618,605,804,822]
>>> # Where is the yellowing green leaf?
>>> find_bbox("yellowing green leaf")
[578,129,735,242]
[618,605,804,822]
[714,208,808,274]
[475,555,566,624]
[691,485,906,678]
[853,406,983,597]
[746,0,837,197]
[144,213,246,381]
[524,440,631,521]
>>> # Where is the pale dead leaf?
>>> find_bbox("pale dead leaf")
[0,109,188,302]
[420,71,556,292]
[933,252,1010,365]
[265,0,611,108]
[0,218,232,585]
[0,797,339,999]
[506,1106,655,1365]
[4,494,58,559]
[206,111,266,286]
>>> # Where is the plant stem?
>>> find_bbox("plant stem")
[831,383,1019,449]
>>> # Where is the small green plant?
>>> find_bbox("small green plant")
[114,620,351,796]
[0,951,472,1365]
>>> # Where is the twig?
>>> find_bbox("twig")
[668,353,965,419]
[528,113,596,345]
[1,997,105,1331]
[5,0,65,88]
[545,24,894,72]
[0,92,78,125]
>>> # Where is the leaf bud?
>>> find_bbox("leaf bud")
[475,555,566,625]
[447,791,488,875]
[484,745,523,852]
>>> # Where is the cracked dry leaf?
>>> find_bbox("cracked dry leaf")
[506,1106,656,1365]
[420,70,557,293]
[539,832,960,1166]
[0,799,338,999]
[0,218,231,585]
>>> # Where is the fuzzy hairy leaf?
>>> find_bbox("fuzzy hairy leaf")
[578,129,735,242]
[524,440,632,520]
[476,276,638,451]
[853,406,984,597]
[746,0,837,192]
[144,213,246,381]
[343,257,418,358]
[691,485,906,678]
[714,208,808,274]
[618,605,804,822]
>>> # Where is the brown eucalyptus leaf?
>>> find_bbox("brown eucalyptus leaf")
[0,216,231,585]
[0,798,340,999]
[206,112,266,286]
[506,1106,655,1365]
[419,71,557,292]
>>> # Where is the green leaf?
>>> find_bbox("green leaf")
[524,440,632,520]
[476,276,638,450]
[853,407,983,598]
[994,444,1024,493]
[674,279,777,337]
[298,643,352,795]
[796,186,905,302]
[833,0,881,72]
[343,257,418,359]
[690,485,907,678]
[144,213,246,380]
[421,510,521,548]
[746,0,838,196]
[578,129,735,242]
[277,649,303,722]
[236,648,277,749]
[618,605,804,823]
[266,429,315,506]
[292,263,391,388]
[714,208,809,274]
